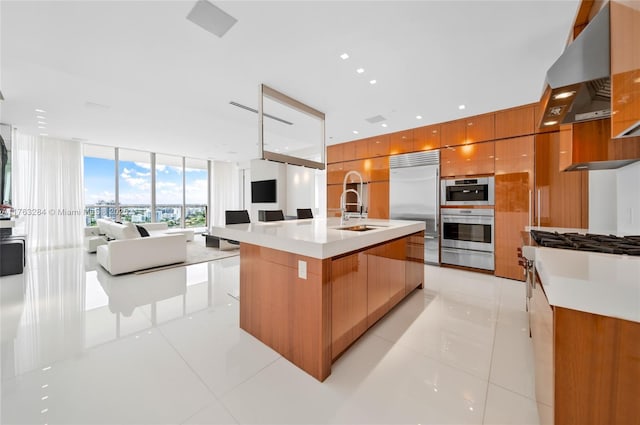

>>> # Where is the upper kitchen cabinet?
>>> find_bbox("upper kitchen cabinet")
[389,130,414,155]
[611,0,640,138]
[495,104,535,139]
[441,141,495,177]
[535,131,588,228]
[413,124,441,152]
[558,118,640,171]
[327,162,346,185]
[368,135,390,157]
[441,114,495,146]
[327,144,343,164]
[465,113,495,143]
[355,138,370,160]
[440,119,467,147]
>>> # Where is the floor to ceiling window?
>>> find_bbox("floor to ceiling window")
[118,149,152,223]
[83,144,209,228]
[155,154,184,228]
[83,145,116,226]
[185,158,208,228]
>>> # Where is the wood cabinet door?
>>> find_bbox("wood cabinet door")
[611,0,640,138]
[441,141,495,177]
[413,124,441,151]
[441,119,467,147]
[406,232,425,293]
[331,251,368,359]
[369,135,390,157]
[534,132,588,228]
[355,139,370,159]
[327,184,343,216]
[366,245,390,326]
[326,144,343,164]
[387,238,407,308]
[530,280,554,414]
[389,130,414,155]
[494,136,534,281]
[368,156,390,182]
[343,141,357,161]
[327,162,346,185]
[343,159,371,183]
[495,105,535,139]
[465,113,495,143]
[368,181,389,219]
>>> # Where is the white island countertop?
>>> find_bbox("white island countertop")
[210,218,425,259]
[525,227,640,323]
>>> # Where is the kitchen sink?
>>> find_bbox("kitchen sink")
[337,224,387,232]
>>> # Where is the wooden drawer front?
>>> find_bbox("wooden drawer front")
[441,141,495,177]
[414,124,441,151]
[465,113,495,143]
[369,135,390,157]
[495,105,535,139]
[389,130,415,155]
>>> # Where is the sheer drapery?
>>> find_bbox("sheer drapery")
[210,161,240,226]
[12,133,84,250]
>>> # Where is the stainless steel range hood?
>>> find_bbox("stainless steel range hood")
[539,4,611,128]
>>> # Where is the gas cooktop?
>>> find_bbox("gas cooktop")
[530,230,640,256]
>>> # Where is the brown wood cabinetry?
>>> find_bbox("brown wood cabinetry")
[368,135,390,157]
[405,233,425,293]
[331,251,368,359]
[495,136,534,281]
[413,124,441,151]
[558,119,640,171]
[389,130,415,155]
[611,0,640,138]
[465,113,495,143]
[441,119,467,147]
[534,131,588,228]
[327,162,346,185]
[355,139,369,160]
[441,141,495,177]
[368,181,389,219]
[327,184,342,217]
[367,156,390,182]
[495,104,535,139]
[367,240,403,325]
[343,141,357,161]
[327,144,342,164]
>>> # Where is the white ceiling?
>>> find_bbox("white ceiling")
[0,0,580,162]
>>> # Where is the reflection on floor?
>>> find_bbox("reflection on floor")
[1,247,540,424]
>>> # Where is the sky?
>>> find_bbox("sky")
[84,157,207,205]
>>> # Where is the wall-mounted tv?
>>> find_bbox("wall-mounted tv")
[251,179,277,203]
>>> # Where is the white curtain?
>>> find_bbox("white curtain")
[210,161,240,227]
[12,133,84,250]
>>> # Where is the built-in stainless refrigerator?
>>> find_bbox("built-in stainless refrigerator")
[389,150,440,264]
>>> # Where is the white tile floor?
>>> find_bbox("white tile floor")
[0,245,540,424]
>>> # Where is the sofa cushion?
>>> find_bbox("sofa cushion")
[96,218,112,235]
[136,225,150,237]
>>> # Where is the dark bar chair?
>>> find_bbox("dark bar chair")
[225,210,251,225]
[296,208,314,219]
[258,210,285,222]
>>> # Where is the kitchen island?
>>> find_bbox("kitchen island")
[210,218,425,380]
[522,228,640,425]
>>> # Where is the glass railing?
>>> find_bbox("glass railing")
[85,204,207,228]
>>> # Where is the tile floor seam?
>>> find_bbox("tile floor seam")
[489,381,538,403]
[178,398,240,425]
[481,280,502,425]
[216,353,282,400]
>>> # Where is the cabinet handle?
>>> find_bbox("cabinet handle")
[528,190,532,227]
[537,189,541,227]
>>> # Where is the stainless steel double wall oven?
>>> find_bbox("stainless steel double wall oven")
[440,177,495,271]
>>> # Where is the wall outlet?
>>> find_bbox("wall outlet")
[298,260,307,280]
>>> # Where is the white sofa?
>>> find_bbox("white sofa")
[94,219,187,275]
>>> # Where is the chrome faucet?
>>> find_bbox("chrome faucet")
[340,170,365,224]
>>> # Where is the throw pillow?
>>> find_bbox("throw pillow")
[136,225,150,237]
[120,222,139,239]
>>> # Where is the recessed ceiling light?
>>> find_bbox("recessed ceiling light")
[369,79,377,85]
[39,133,48,136]
[38,126,46,129]
[381,123,388,128]
[356,68,364,74]
[458,104,466,110]
[416,115,423,120]
[353,130,359,134]
[37,115,46,119]
[543,120,558,126]
[35,108,46,113]
[340,53,349,60]
[37,121,47,125]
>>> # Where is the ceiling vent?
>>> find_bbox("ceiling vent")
[187,0,237,38]
[366,115,386,124]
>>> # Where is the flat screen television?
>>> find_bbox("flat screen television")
[251,179,277,203]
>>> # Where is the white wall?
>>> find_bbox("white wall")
[589,161,640,235]
[616,161,640,234]
[286,164,315,217]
